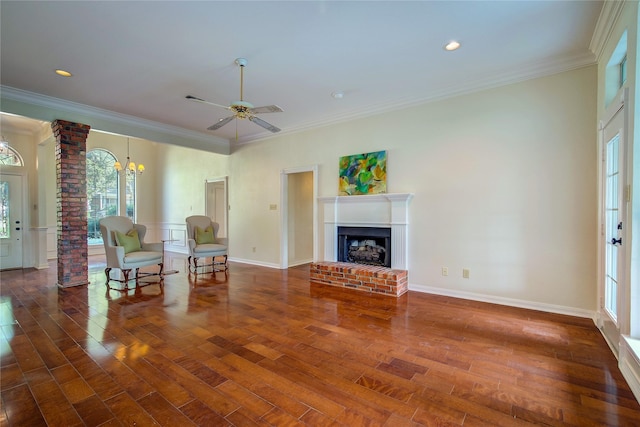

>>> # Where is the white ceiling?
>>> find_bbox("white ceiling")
[1,1,604,148]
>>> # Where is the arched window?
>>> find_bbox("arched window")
[86,149,119,244]
[0,143,24,166]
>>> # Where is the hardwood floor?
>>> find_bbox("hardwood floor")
[1,253,639,426]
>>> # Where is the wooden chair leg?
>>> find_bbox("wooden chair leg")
[188,256,197,274]
[213,255,228,272]
[105,267,112,286]
[105,268,133,291]
[122,269,131,289]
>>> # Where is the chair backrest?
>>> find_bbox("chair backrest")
[99,216,147,247]
[186,215,219,242]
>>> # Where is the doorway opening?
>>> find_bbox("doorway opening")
[280,166,317,269]
[205,177,228,239]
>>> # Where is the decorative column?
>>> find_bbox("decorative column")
[52,120,90,288]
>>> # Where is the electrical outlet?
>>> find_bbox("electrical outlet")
[463,269,470,279]
[442,267,448,276]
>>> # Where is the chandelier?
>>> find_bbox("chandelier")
[114,138,144,176]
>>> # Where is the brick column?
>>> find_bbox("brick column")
[52,120,91,288]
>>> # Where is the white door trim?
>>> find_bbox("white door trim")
[597,87,630,346]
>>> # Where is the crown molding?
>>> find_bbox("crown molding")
[2,44,599,149]
[1,85,231,154]
[590,0,626,62]
[242,50,596,146]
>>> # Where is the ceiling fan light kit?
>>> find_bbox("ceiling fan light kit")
[187,57,283,137]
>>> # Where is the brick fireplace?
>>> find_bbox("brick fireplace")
[314,193,413,296]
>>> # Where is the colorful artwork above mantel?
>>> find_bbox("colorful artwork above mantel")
[338,150,387,195]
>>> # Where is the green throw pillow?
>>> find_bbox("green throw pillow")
[195,225,215,244]
[114,229,141,254]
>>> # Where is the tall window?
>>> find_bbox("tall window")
[125,173,136,222]
[86,149,119,244]
[0,180,9,239]
[605,134,620,322]
[604,31,627,108]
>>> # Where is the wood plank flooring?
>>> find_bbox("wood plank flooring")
[1,253,639,426]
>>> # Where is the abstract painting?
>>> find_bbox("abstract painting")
[339,150,387,195]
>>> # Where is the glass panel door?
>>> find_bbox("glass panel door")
[0,174,23,270]
[605,134,620,321]
[602,100,626,329]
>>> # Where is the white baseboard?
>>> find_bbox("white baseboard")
[409,283,595,319]
[228,257,281,269]
[288,258,314,268]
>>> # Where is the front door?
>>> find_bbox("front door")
[0,174,24,270]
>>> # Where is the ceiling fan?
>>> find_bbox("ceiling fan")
[187,58,283,135]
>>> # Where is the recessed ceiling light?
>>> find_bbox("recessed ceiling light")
[55,69,72,77]
[444,41,461,51]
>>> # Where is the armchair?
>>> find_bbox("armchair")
[99,216,164,290]
[185,215,228,274]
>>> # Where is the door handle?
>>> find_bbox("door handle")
[611,237,622,245]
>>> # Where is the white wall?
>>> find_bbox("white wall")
[228,65,597,313]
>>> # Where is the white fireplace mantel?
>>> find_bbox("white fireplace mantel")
[319,193,413,270]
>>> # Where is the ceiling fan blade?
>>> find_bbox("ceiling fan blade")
[249,105,283,114]
[207,115,235,131]
[186,95,231,111]
[249,116,281,133]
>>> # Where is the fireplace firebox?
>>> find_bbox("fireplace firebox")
[337,226,391,268]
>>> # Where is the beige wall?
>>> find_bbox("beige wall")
[229,65,598,312]
[156,142,229,224]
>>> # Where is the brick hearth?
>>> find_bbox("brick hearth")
[310,262,408,297]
